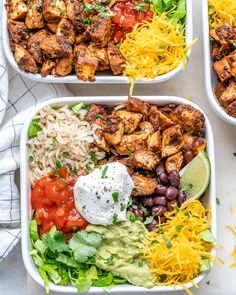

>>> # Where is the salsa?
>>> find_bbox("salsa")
[111,0,153,43]
[31,169,88,236]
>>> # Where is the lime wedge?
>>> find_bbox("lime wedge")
[179,151,211,200]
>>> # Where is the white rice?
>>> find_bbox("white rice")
[28,105,106,185]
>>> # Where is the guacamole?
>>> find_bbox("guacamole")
[86,220,154,288]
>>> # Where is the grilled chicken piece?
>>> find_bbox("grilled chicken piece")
[47,22,59,33]
[112,109,143,134]
[213,57,232,82]
[131,173,157,196]
[226,101,236,117]
[25,0,44,29]
[139,121,154,136]
[66,0,86,32]
[147,130,161,154]
[86,17,112,47]
[125,96,149,116]
[115,132,148,155]
[218,80,236,108]
[88,44,110,71]
[7,0,28,20]
[131,149,159,170]
[107,42,125,75]
[75,33,88,45]
[149,106,174,131]
[182,133,207,156]
[56,18,75,45]
[85,104,108,123]
[28,29,50,65]
[74,43,98,82]
[41,59,56,77]
[8,20,29,44]
[214,82,227,100]
[55,52,74,76]
[226,50,236,77]
[104,116,124,145]
[43,0,66,22]
[210,24,236,48]
[161,125,183,158]
[14,44,38,73]
[40,35,72,59]
[169,105,205,134]
[94,128,110,152]
[211,42,232,61]
[165,151,183,174]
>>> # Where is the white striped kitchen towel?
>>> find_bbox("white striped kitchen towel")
[0,3,72,261]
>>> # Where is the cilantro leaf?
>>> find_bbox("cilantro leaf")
[112,192,119,203]
[42,226,69,253]
[105,256,114,265]
[89,151,98,164]
[144,215,154,225]
[28,119,42,138]
[101,165,108,179]
[162,234,172,249]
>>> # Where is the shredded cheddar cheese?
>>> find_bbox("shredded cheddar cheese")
[208,0,236,28]
[143,200,220,294]
[120,14,186,82]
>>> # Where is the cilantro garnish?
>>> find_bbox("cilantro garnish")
[143,215,154,225]
[162,234,172,249]
[86,163,93,173]
[97,114,104,120]
[62,151,69,158]
[112,192,119,203]
[28,155,34,163]
[112,213,118,224]
[133,3,146,12]
[89,151,98,164]
[176,225,183,232]
[56,160,63,168]
[126,151,132,156]
[101,165,108,179]
[52,167,60,178]
[120,204,126,211]
[105,255,114,265]
[70,167,78,176]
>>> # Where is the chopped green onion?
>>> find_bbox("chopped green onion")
[162,234,172,249]
[101,165,108,179]
[112,192,119,203]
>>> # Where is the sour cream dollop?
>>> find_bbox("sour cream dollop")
[74,162,134,225]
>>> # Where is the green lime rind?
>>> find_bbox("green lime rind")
[179,151,211,200]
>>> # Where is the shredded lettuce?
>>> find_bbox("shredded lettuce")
[200,258,211,273]
[200,229,217,243]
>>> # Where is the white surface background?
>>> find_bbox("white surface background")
[1,0,236,294]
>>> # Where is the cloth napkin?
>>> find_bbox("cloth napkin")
[0,6,72,262]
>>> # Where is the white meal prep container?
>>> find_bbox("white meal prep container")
[2,0,193,84]
[202,0,236,125]
[21,96,216,294]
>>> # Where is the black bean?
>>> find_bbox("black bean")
[153,196,167,206]
[142,197,154,207]
[133,209,143,217]
[147,219,158,231]
[178,190,186,206]
[184,150,194,164]
[169,171,180,187]
[159,172,169,184]
[156,184,167,195]
[152,205,167,217]
[159,216,167,223]
[167,200,177,211]
[166,187,179,200]
[156,163,165,176]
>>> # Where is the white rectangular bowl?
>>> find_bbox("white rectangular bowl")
[202,0,236,125]
[3,0,192,84]
[21,96,216,294]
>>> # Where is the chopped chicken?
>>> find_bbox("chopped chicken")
[214,82,226,100]
[139,121,154,136]
[66,0,86,32]
[43,0,66,22]
[218,80,236,108]
[28,30,50,65]
[94,128,110,152]
[131,149,159,170]
[226,101,236,117]
[88,44,110,71]
[213,57,232,82]
[75,32,88,45]
[86,17,112,47]
[112,109,143,134]
[104,116,124,145]
[55,52,74,76]
[125,96,149,116]
[47,22,58,33]
[149,106,174,131]
[8,20,29,44]
[7,0,28,20]
[40,35,72,59]
[56,18,75,45]
[182,133,207,156]
[85,104,108,124]
[14,44,38,73]
[74,43,98,82]
[41,59,56,77]
[169,104,205,134]
[226,50,236,77]
[115,133,148,155]
[159,103,177,113]
[25,0,44,29]
[161,125,183,158]
[210,24,236,49]
[107,42,125,75]
[147,131,161,154]
[131,173,157,196]
[165,151,183,174]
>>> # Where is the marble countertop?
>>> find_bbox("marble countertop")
[1,1,236,294]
